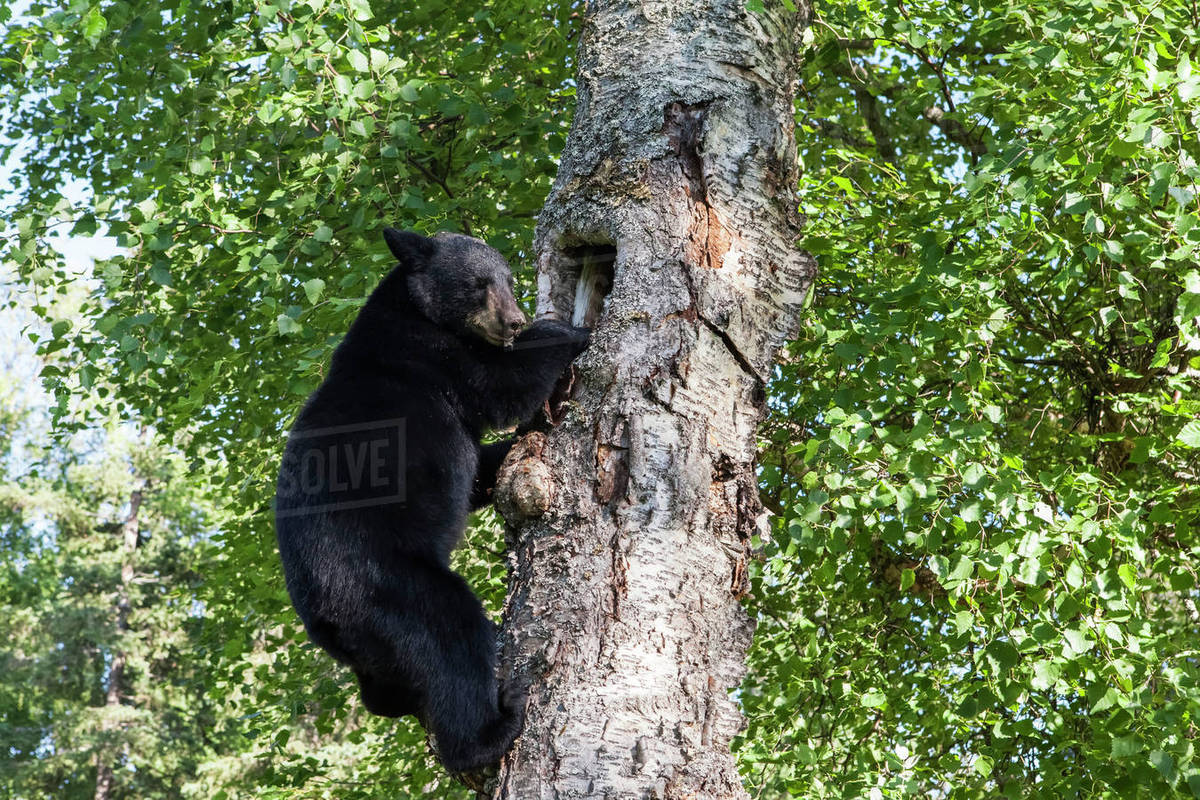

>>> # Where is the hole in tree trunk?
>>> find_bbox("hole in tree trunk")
[562,244,615,327]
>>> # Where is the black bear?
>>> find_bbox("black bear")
[275,229,588,772]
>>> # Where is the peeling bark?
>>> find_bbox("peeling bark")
[490,1,815,797]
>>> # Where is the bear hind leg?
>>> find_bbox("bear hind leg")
[355,670,421,719]
[402,561,526,772]
[435,681,527,773]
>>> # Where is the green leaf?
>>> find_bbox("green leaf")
[257,101,282,124]
[1103,240,1125,263]
[1178,421,1200,448]
[1031,660,1061,691]
[1062,191,1090,214]
[302,278,326,305]
[1063,628,1093,656]
[276,314,302,335]
[399,80,423,102]
[1149,750,1176,783]
[1064,560,1085,589]
[347,49,369,73]
[860,690,887,709]
[1112,736,1141,758]
[1183,270,1200,294]
[1091,686,1119,713]
[1017,557,1047,586]
[831,176,855,193]
[984,641,1018,674]
[82,7,107,45]
[1117,563,1137,590]
[346,0,373,21]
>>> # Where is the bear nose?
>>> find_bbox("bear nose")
[502,308,526,333]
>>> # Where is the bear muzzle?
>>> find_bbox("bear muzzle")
[470,285,527,347]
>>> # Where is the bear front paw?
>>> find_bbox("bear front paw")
[571,325,591,351]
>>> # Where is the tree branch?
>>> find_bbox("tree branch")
[810,117,870,149]
[856,89,897,162]
[922,106,987,157]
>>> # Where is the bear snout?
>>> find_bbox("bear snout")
[488,286,527,342]
[467,285,528,346]
[501,308,526,335]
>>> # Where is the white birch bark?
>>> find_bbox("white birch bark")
[490,1,815,796]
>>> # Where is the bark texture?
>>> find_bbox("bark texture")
[491,1,814,797]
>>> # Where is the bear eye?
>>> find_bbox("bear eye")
[475,277,490,291]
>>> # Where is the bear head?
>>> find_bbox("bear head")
[382,228,527,347]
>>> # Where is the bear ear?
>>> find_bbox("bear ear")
[383,228,436,270]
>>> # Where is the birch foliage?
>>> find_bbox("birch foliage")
[745,1,1200,796]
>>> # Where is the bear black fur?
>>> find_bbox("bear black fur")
[275,229,588,773]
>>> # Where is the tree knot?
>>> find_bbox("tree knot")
[495,433,556,521]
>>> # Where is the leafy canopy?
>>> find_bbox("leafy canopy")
[744,0,1200,797]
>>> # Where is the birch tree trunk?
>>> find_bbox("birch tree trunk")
[490,1,815,797]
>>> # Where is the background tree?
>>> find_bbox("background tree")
[1,0,1198,797]
[0,302,228,799]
